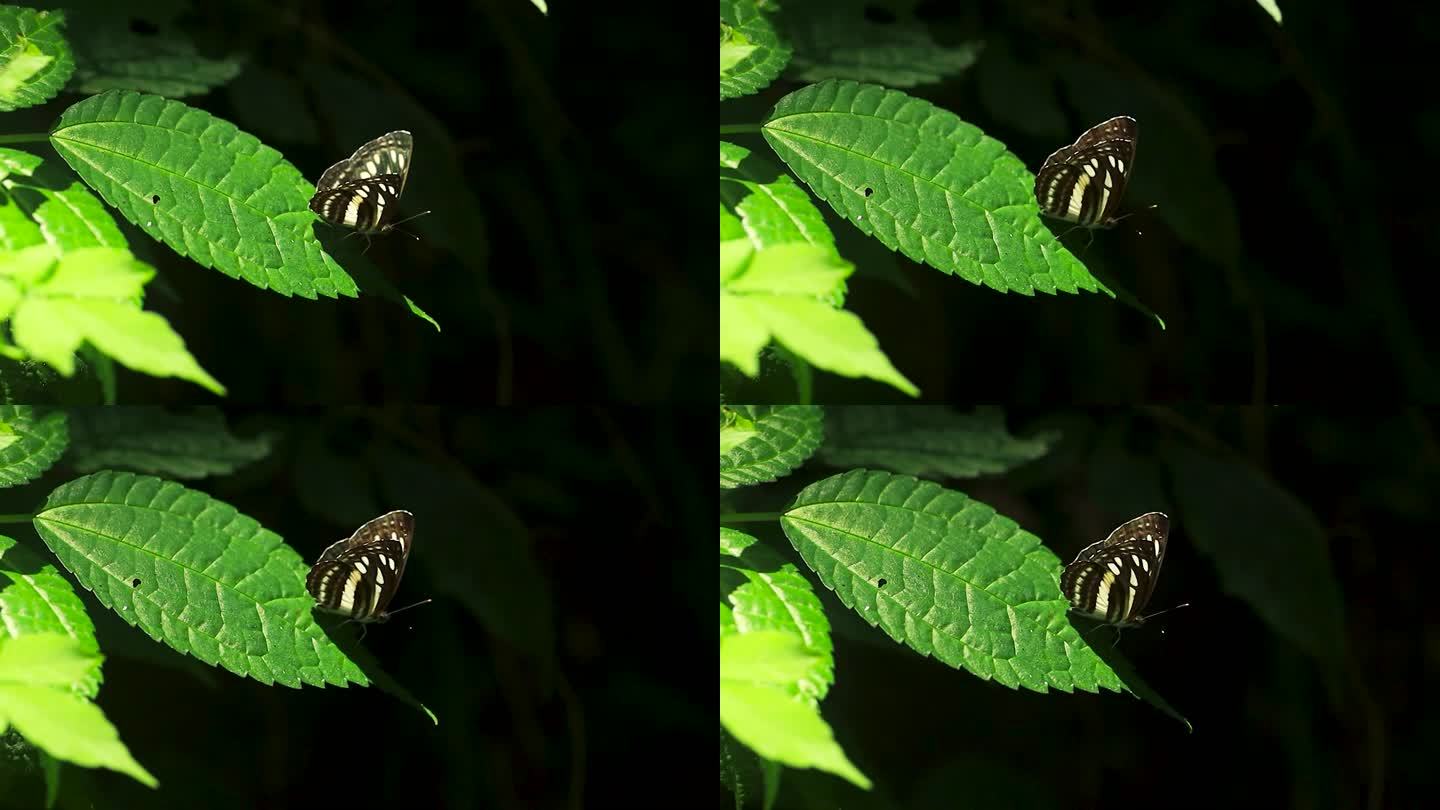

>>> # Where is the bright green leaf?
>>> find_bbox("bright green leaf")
[720,405,824,490]
[719,141,837,254]
[5,248,224,393]
[720,0,792,100]
[0,147,41,180]
[0,7,73,112]
[720,632,870,790]
[49,90,358,300]
[819,406,1059,478]
[0,535,101,698]
[781,469,1125,693]
[3,157,129,251]
[722,245,917,395]
[1256,0,1282,23]
[0,44,52,101]
[0,633,96,689]
[721,528,834,705]
[762,80,1112,297]
[0,680,156,788]
[32,471,370,689]
[0,405,68,486]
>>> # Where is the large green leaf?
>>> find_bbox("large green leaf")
[49,90,358,300]
[65,406,272,478]
[818,405,1058,478]
[0,404,67,486]
[762,80,1111,297]
[720,0,792,100]
[32,471,369,689]
[720,528,833,706]
[780,469,1124,693]
[720,405,824,490]
[0,7,73,112]
[0,535,100,698]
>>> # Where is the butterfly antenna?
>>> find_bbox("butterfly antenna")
[1143,602,1191,621]
[384,597,433,619]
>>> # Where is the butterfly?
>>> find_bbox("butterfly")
[306,510,430,625]
[1034,116,1137,230]
[309,130,430,242]
[1061,511,1181,627]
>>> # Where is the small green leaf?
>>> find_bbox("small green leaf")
[0,633,97,689]
[3,156,129,251]
[721,528,834,705]
[0,147,42,180]
[32,471,370,690]
[0,405,68,486]
[1255,0,1282,24]
[720,632,871,790]
[781,469,1125,693]
[0,535,101,698]
[721,244,918,395]
[720,141,837,254]
[719,406,760,456]
[3,246,224,394]
[0,44,52,101]
[49,90,359,300]
[762,80,1112,297]
[66,406,272,478]
[0,637,157,787]
[818,405,1058,478]
[720,0,792,99]
[0,8,74,112]
[720,405,824,490]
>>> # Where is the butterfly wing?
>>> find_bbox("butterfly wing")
[310,131,413,232]
[306,510,414,621]
[1062,512,1168,625]
[309,175,404,233]
[1034,116,1137,228]
[316,131,413,192]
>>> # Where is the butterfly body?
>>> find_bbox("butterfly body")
[309,131,416,235]
[307,510,415,623]
[1034,116,1137,230]
[1061,511,1168,627]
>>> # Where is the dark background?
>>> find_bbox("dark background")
[0,406,709,809]
[2,0,708,404]
[721,0,1437,402]
[721,406,1433,808]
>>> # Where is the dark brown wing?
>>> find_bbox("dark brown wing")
[306,510,414,621]
[1034,116,1137,228]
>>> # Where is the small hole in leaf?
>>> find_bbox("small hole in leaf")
[877,577,887,587]
[863,187,873,197]
[151,194,160,204]
[131,578,140,587]
[129,18,159,35]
